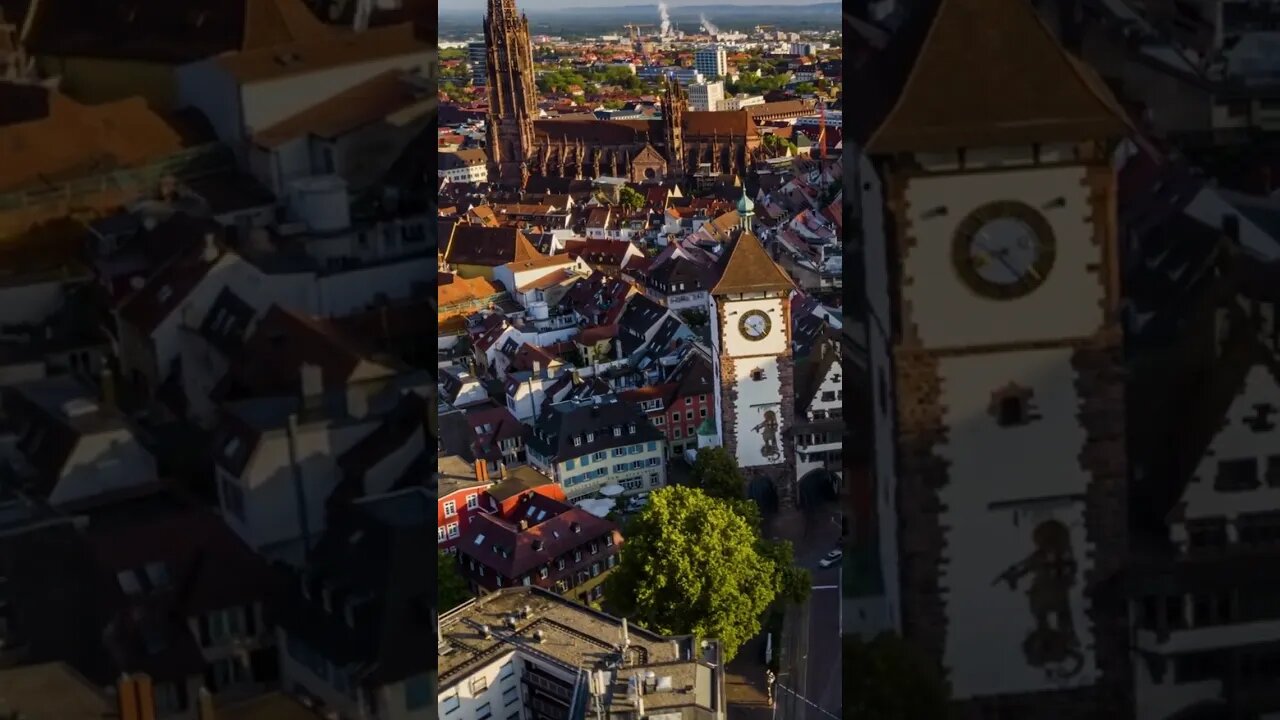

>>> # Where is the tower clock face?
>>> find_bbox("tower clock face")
[952,201,1056,300]
[739,310,771,340]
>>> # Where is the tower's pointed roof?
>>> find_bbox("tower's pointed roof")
[711,231,794,295]
[864,0,1133,154]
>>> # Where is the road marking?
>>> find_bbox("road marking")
[811,585,837,590]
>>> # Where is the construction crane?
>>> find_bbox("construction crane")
[623,23,654,42]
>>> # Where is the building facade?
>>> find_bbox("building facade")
[687,80,725,112]
[709,223,799,510]
[525,396,666,501]
[858,0,1132,713]
[695,45,728,79]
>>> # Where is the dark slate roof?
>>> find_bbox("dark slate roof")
[198,286,258,356]
[282,488,434,687]
[525,396,660,464]
[459,493,620,582]
[617,295,667,356]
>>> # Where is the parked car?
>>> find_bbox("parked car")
[818,549,843,568]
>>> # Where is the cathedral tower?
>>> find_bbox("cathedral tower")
[662,74,686,177]
[484,0,536,188]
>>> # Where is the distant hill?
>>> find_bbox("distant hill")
[438,3,841,36]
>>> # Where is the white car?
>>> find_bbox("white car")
[818,549,843,568]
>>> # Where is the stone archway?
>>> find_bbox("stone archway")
[797,468,839,510]
[747,474,780,516]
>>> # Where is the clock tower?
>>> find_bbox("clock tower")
[860,0,1133,715]
[710,228,797,509]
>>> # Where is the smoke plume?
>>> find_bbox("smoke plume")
[700,14,719,35]
[658,2,671,36]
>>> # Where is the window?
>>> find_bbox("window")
[440,692,460,714]
[208,606,245,644]
[557,558,566,570]
[212,657,244,690]
[593,451,606,461]
[443,501,457,517]
[471,674,489,694]
[1216,459,1259,491]
[448,522,460,539]
[686,397,693,405]
[504,685,520,705]
[674,428,682,438]
[1268,455,1280,487]
[649,472,661,486]
[654,416,665,426]
[438,526,447,543]
[751,369,765,381]
[821,391,835,402]
[672,412,680,422]
[566,459,576,470]
[539,567,549,579]
[574,550,582,562]
[500,660,515,680]
[686,410,694,420]
[997,396,1026,426]
[700,394,707,402]
[700,408,707,418]
[573,436,582,446]
[1238,512,1280,546]
[605,534,614,546]
[614,427,622,437]
[466,494,479,509]
[474,702,492,720]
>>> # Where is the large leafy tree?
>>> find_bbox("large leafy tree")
[604,486,777,661]
[438,550,471,612]
[618,186,645,212]
[689,447,809,600]
[843,633,950,720]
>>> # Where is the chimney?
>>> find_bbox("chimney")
[196,687,215,720]
[520,519,530,531]
[615,338,623,361]
[499,462,509,479]
[201,232,219,263]
[622,617,630,649]
[117,674,157,720]
[299,363,324,403]
[101,367,116,407]
[347,386,369,420]
[117,675,140,720]
[532,360,542,376]
[475,460,489,483]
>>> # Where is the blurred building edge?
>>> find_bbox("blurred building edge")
[115,672,326,720]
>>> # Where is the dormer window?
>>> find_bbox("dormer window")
[573,436,582,446]
[628,424,636,434]
[750,369,765,381]
[1216,458,1260,492]
[989,383,1037,427]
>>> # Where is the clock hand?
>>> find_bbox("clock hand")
[976,241,1021,281]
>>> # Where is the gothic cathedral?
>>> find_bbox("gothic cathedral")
[482,0,764,189]
[860,0,1131,715]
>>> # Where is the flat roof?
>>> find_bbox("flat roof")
[439,587,721,714]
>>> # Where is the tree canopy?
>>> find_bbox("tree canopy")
[843,633,951,720]
[438,550,471,612]
[603,485,777,661]
[618,186,645,211]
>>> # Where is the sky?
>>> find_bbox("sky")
[439,0,828,8]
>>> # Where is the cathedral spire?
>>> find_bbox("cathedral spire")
[484,0,536,188]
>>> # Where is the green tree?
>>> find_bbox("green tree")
[438,550,471,611]
[691,446,746,501]
[440,48,465,61]
[794,82,816,96]
[757,538,810,604]
[843,633,951,720]
[604,486,777,661]
[618,186,645,211]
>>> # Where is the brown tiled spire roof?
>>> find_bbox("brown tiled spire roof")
[711,231,794,295]
[865,0,1132,153]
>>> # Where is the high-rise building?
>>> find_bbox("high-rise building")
[694,44,728,80]
[686,80,724,111]
[467,41,487,86]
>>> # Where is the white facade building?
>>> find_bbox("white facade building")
[686,80,725,112]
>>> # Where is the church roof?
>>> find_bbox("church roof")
[865,0,1132,153]
[711,231,794,295]
[684,111,758,139]
[533,119,660,145]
